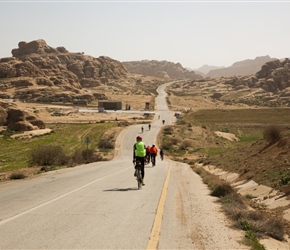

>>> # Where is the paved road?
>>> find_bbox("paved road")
[0,81,247,249]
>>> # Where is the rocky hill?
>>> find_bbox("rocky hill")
[168,58,290,107]
[0,39,128,103]
[122,60,203,80]
[206,56,277,78]
[196,65,224,75]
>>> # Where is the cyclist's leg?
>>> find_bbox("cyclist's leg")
[140,157,145,179]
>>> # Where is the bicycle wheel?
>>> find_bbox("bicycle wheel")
[137,169,142,190]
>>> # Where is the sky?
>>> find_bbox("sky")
[1,1,290,70]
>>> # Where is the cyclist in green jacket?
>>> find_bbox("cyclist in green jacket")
[133,135,146,185]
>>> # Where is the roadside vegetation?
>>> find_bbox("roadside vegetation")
[194,167,284,250]
[159,107,290,249]
[159,108,290,188]
[0,122,122,181]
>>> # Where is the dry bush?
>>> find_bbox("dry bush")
[98,138,115,149]
[179,139,192,150]
[9,172,26,180]
[211,183,232,197]
[163,127,173,135]
[30,144,68,166]
[263,125,284,144]
[69,149,104,166]
[70,149,84,165]
[259,217,284,241]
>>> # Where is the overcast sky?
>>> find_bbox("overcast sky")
[1,1,289,70]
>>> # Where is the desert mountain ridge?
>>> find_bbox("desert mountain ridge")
[206,55,278,78]
[122,60,204,80]
[124,56,279,79]
[170,57,290,109]
[1,39,290,132]
[195,65,225,75]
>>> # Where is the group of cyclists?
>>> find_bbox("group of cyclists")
[133,117,166,186]
[133,138,164,186]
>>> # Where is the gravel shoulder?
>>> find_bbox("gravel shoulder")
[158,161,249,250]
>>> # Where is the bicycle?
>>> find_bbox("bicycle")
[151,154,156,167]
[145,153,151,165]
[134,161,143,190]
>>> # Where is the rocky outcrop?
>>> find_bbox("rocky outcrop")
[206,56,276,78]
[0,39,127,102]
[123,60,203,80]
[172,57,290,107]
[0,101,45,131]
[219,58,290,93]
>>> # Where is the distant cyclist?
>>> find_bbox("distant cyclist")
[162,120,165,125]
[141,126,144,133]
[148,124,151,130]
[160,149,164,161]
[133,136,146,185]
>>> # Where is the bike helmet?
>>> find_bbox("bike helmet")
[136,135,142,140]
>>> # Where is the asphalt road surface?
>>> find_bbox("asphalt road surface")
[0,81,247,249]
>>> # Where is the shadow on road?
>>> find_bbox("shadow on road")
[103,187,139,192]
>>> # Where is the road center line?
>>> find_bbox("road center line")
[147,163,172,250]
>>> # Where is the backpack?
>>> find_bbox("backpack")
[150,146,157,154]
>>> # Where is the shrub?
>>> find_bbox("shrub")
[30,144,68,166]
[98,138,114,149]
[263,125,284,144]
[179,139,192,150]
[163,127,173,135]
[0,129,15,138]
[9,172,26,180]
[211,183,234,197]
[82,148,95,162]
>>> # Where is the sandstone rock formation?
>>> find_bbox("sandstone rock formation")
[0,101,45,131]
[170,57,290,107]
[123,60,203,80]
[206,56,276,78]
[0,39,128,102]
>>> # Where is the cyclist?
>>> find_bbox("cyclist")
[133,135,146,185]
[160,149,164,161]
[148,124,151,130]
[150,144,158,167]
[141,126,144,133]
[145,145,151,164]
[162,120,165,125]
